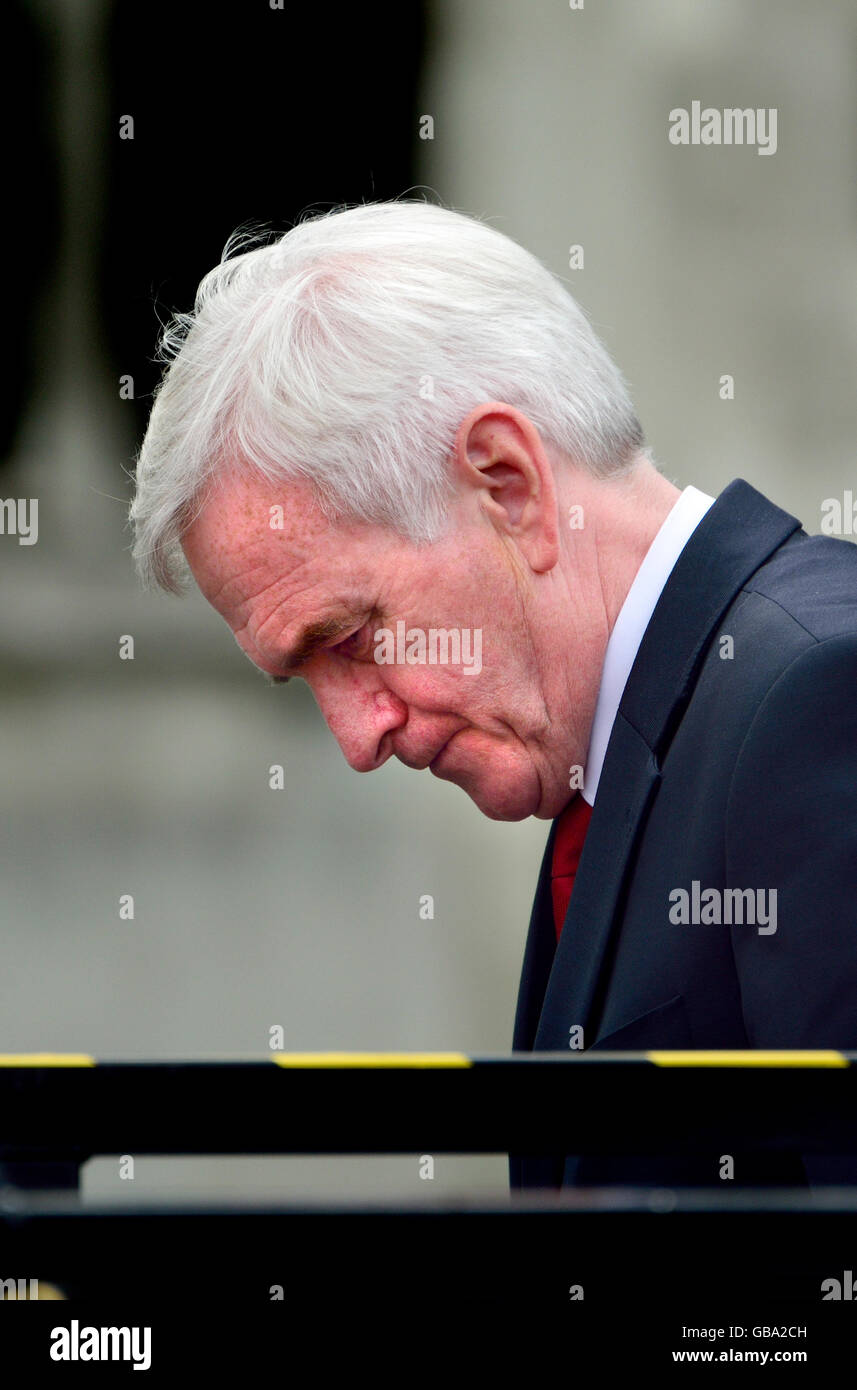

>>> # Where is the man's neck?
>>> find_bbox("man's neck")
[590,460,682,635]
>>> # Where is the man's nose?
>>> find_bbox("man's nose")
[309,670,408,772]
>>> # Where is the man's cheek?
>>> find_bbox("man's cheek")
[408,666,481,707]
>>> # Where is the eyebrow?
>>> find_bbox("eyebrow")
[264,614,361,685]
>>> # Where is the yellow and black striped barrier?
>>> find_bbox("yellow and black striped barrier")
[0,1051,855,1194]
[1,1051,856,1308]
[0,1048,850,1068]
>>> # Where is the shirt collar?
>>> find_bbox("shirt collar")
[581,484,716,806]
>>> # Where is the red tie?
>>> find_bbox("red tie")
[551,794,594,942]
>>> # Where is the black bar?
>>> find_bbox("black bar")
[1,1194,857,1304]
[0,1055,856,1160]
[0,1161,81,1193]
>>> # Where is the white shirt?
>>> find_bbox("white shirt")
[581,485,716,807]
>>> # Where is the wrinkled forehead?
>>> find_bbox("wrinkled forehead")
[180,469,345,616]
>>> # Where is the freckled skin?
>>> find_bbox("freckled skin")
[181,403,680,821]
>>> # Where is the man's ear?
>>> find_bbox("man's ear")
[453,402,559,573]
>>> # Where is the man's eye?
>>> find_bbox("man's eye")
[331,626,371,658]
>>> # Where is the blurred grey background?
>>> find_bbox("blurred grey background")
[2,0,856,1205]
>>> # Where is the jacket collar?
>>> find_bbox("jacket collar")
[527,478,803,1052]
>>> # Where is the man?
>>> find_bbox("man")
[130,201,857,1190]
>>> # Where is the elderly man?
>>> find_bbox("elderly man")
[131,201,857,1191]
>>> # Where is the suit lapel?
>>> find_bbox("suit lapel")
[521,479,802,1057]
[511,819,560,1052]
[534,717,660,1049]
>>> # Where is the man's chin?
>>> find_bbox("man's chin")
[431,764,538,821]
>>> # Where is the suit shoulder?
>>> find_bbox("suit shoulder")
[740,530,857,642]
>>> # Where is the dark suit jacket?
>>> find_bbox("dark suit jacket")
[510,479,857,1190]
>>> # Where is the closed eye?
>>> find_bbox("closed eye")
[330,625,374,660]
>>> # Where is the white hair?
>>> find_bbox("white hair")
[129,200,646,591]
